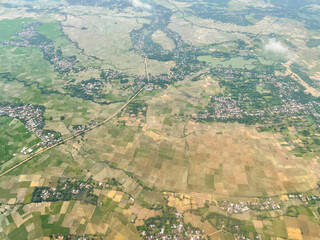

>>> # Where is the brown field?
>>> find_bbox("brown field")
[164,192,198,212]
[129,203,161,221]
[85,222,109,235]
[76,73,320,199]
[82,115,320,198]
[283,61,320,97]
[185,122,320,197]
[62,201,96,230]
[2,3,320,238]
[1,200,141,239]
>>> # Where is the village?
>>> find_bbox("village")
[203,95,265,120]
[32,178,98,204]
[72,120,99,133]
[2,22,76,73]
[0,104,61,149]
[220,199,281,215]
[42,45,76,73]
[219,193,320,215]
[79,80,103,95]
[139,212,207,240]
[3,22,42,48]
[196,67,320,125]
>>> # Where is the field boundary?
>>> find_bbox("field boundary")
[0,59,150,178]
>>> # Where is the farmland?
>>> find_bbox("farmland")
[1,0,320,239]
[0,117,41,165]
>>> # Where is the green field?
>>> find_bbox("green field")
[198,56,256,69]
[0,117,41,165]
[0,18,34,41]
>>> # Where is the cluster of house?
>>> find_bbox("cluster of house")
[101,69,130,82]
[268,100,320,123]
[272,79,320,119]
[150,72,187,84]
[72,120,99,133]
[62,182,86,190]
[220,198,281,215]
[20,146,33,155]
[141,212,206,240]
[196,68,320,123]
[221,193,320,215]
[80,81,103,95]
[39,181,91,201]
[0,104,61,149]
[288,194,318,204]
[3,23,40,47]
[2,22,75,73]
[201,96,265,120]
[100,69,148,93]
[40,188,62,200]
[131,80,147,93]
[72,125,89,133]
[41,45,76,73]
[0,104,44,132]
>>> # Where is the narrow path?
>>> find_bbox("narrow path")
[208,229,224,237]
[0,59,150,178]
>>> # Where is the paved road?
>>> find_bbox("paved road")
[0,59,150,178]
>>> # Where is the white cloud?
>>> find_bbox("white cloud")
[264,39,289,55]
[132,0,151,9]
